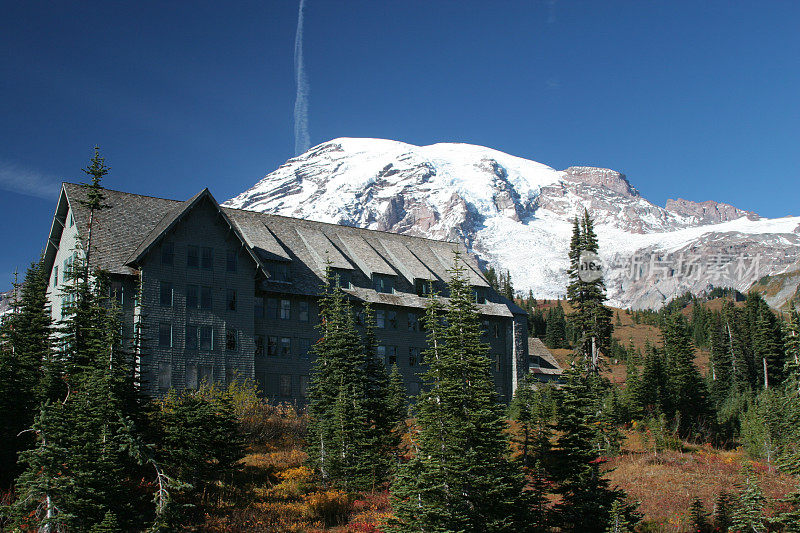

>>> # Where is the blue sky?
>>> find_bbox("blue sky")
[1,1,799,285]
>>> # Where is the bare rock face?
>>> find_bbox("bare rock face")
[225,137,800,309]
[665,198,759,224]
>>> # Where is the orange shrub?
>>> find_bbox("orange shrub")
[303,490,353,527]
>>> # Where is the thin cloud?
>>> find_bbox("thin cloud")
[546,77,561,90]
[293,0,311,156]
[0,159,60,200]
[547,0,557,24]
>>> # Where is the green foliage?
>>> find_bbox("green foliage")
[713,491,734,532]
[390,252,532,532]
[545,303,568,349]
[688,497,710,533]
[730,463,766,533]
[508,377,556,472]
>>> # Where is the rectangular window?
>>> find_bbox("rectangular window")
[333,269,351,289]
[376,309,386,329]
[185,325,198,350]
[267,336,278,356]
[409,346,420,366]
[377,345,385,362]
[226,328,238,352]
[185,363,198,390]
[279,375,292,397]
[157,362,171,391]
[226,249,238,272]
[159,281,173,307]
[266,298,279,319]
[69,213,74,227]
[280,299,291,320]
[158,323,172,348]
[495,353,501,372]
[386,345,397,365]
[254,296,264,319]
[187,245,199,268]
[373,274,395,294]
[268,262,290,282]
[299,300,309,322]
[109,281,124,306]
[299,375,309,397]
[199,326,213,351]
[255,335,264,357]
[482,320,490,337]
[198,364,213,385]
[473,287,487,305]
[281,337,291,357]
[227,289,237,311]
[161,242,174,266]
[408,312,419,331]
[53,266,58,287]
[186,284,198,309]
[201,247,213,270]
[415,278,433,297]
[298,338,311,358]
[200,286,212,310]
[494,323,501,338]
[387,310,398,329]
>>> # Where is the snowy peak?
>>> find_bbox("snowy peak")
[226,138,800,309]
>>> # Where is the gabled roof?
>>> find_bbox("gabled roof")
[46,183,526,317]
[124,188,269,277]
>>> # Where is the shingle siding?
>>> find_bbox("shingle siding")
[43,183,529,403]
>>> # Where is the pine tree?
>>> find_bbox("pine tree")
[0,258,53,488]
[545,303,567,349]
[509,375,555,472]
[713,491,734,532]
[688,497,710,533]
[550,367,639,532]
[390,252,532,532]
[605,498,636,533]
[775,482,800,532]
[708,311,733,406]
[730,463,766,533]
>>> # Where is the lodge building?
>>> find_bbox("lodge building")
[43,183,529,403]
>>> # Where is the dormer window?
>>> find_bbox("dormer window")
[415,278,434,297]
[268,261,291,283]
[333,269,351,289]
[473,287,487,305]
[373,274,395,294]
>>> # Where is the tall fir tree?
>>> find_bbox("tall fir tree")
[390,252,533,532]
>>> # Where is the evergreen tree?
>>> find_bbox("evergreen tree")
[550,367,639,532]
[390,252,533,532]
[545,303,567,349]
[605,498,636,533]
[775,482,800,532]
[730,463,766,533]
[708,311,733,406]
[713,491,734,532]
[688,497,711,533]
[566,210,613,371]
[508,376,555,472]
[0,258,52,488]
[306,267,374,490]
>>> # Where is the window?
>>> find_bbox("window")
[408,312,419,331]
[186,285,198,308]
[268,261,290,282]
[409,347,420,366]
[69,212,74,227]
[199,326,213,350]
[157,362,171,391]
[53,266,58,287]
[254,296,264,319]
[415,278,433,297]
[226,328,238,352]
[267,336,278,356]
[373,274,395,294]
[387,310,398,329]
[158,323,172,348]
[409,382,421,395]
[376,310,386,328]
[494,323,501,338]
[198,364,213,385]
[185,325,198,350]
[227,289,237,311]
[299,375,309,397]
[495,353,501,372]
[299,301,309,322]
[255,335,264,357]
[187,245,199,268]
[226,249,238,272]
[473,287,487,304]
[109,281,123,306]
[482,320,490,337]
[185,363,198,390]
[159,281,173,307]
[333,269,351,289]
[201,247,213,270]
[266,298,279,319]
[298,338,311,358]
[281,337,291,357]
[161,242,174,266]
[280,299,291,320]
[377,345,385,361]
[200,286,212,310]
[386,345,397,365]
[279,375,292,397]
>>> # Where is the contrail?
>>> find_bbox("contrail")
[293,0,310,156]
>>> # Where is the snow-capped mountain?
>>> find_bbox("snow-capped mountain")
[225,138,800,309]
